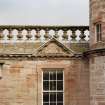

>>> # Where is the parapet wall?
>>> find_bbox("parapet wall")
[0,25,89,54]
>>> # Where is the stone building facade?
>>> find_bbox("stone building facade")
[89,0,105,105]
[0,0,104,105]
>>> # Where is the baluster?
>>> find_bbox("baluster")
[17,28,23,40]
[26,29,32,40]
[79,29,86,42]
[71,29,77,41]
[35,28,41,40]
[54,29,59,38]
[0,29,4,40]
[62,29,68,40]
[7,29,13,40]
[44,28,50,40]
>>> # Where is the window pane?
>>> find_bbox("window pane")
[50,92,56,102]
[57,92,63,102]
[96,24,99,32]
[50,72,56,80]
[57,103,63,105]
[96,24,102,41]
[43,81,49,90]
[43,103,49,105]
[43,72,49,80]
[57,81,63,90]
[43,92,49,102]
[50,103,56,105]
[57,71,63,80]
[50,81,56,90]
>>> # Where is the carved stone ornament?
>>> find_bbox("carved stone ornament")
[35,37,75,57]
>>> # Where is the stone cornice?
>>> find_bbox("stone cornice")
[0,25,89,29]
[84,48,105,57]
[0,53,83,60]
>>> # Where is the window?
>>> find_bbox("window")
[0,63,4,79]
[43,70,64,105]
[96,24,102,42]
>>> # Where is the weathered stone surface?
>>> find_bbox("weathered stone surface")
[0,57,89,105]
[90,56,105,105]
[90,0,105,47]
[0,42,41,54]
[89,1,105,105]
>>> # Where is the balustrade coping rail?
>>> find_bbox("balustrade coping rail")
[0,25,89,29]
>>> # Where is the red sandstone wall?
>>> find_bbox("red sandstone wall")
[90,56,105,105]
[90,1,105,104]
[90,0,105,46]
[0,58,89,105]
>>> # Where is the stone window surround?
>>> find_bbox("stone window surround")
[94,21,102,42]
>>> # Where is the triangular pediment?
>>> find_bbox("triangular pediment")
[35,38,75,57]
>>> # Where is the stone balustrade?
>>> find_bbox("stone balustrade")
[0,25,89,43]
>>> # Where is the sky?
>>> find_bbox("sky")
[0,0,89,25]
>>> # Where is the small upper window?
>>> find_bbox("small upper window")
[96,24,102,42]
